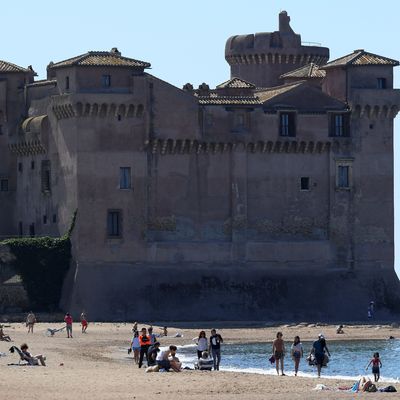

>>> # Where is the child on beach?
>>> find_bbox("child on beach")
[366,352,382,382]
[80,312,88,333]
[290,336,303,376]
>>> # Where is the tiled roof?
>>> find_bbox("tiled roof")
[321,50,399,69]
[216,77,256,89]
[49,49,151,69]
[280,63,326,79]
[197,92,261,105]
[26,79,57,87]
[256,82,303,102]
[0,60,29,73]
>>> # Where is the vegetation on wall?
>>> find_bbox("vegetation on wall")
[0,210,77,310]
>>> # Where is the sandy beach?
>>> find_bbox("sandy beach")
[1,322,399,399]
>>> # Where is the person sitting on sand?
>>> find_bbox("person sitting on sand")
[0,325,12,342]
[195,351,213,371]
[156,345,181,372]
[336,325,344,334]
[147,342,160,366]
[20,343,46,366]
[272,331,285,376]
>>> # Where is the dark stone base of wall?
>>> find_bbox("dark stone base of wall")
[62,262,400,322]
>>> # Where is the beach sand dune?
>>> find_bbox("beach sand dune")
[1,323,398,399]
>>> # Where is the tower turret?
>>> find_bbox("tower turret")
[225,11,329,87]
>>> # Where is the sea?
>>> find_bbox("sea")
[176,339,400,382]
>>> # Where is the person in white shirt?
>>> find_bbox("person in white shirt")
[194,330,208,359]
[290,335,303,376]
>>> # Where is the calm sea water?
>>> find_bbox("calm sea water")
[177,340,400,382]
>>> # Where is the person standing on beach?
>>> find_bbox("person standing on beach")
[290,336,303,376]
[138,327,151,368]
[64,312,73,338]
[148,327,157,345]
[311,334,330,377]
[26,311,36,334]
[80,311,88,333]
[272,332,285,376]
[366,352,382,382]
[209,329,223,371]
[195,331,208,359]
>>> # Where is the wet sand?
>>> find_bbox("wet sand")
[1,322,398,399]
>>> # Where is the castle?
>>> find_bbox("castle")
[1,12,399,320]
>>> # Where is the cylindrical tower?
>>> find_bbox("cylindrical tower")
[225,11,329,88]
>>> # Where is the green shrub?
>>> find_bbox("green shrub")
[0,210,77,310]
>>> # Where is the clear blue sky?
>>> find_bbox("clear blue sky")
[3,0,400,276]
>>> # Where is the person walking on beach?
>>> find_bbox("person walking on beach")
[138,327,151,368]
[272,331,285,376]
[130,330,141,364]
[80,311,88,333]
[311,334,331,377]
[195,331,208,359]
[148,327,157,345]
[290,336,303,376]
[209,329,223,371]
[366,352,382,382]
[26,311,36,334]
[64,312,73,338]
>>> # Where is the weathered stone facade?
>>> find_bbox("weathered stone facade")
[1,12,399,320]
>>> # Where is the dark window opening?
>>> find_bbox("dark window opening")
[300,177,310,191]
[377,78,386,89]
[279,112,296,137]
[117,114,122,121]
[107,210,121,237]
[18,162,23,172]
[0,179,8,191]
[330,113,350,137]
[29,223,35,237]
[31,160,35,170]
[119,167,131,189]
[43,215,47,224]
[338,166,350,188]
[52,214,57,223]
[0,125,3,135]
[102,75,111,88]
[41,160,51,192]
[65,76,70,90]
[18,221,23,237]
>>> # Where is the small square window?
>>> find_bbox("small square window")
[279,112,296,137]
[102,75,111,88]
[377,78,386,89]
[300,177,310,191]
[107,210,121,237]
[119,167,131,189]
[0,179,8,191]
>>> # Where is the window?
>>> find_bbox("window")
[300,177,310,191]
[107,210,121,237]
[119,167,131,189]
[102,75,111,87]
[52,214,57,223]
[43,215,47,224]
[377,78,386,89]
[18,222,23,237]
[336,159,353,189]
[29,223,35,237]
[279,112,296,137]
[0,125,3,135]
[330,113,350,137]
[18,162,23,172]
[65,76,70,90]
[31,160,35,170]
[235,114,245,129]
[41,160,51,192]
[0,179,8,191]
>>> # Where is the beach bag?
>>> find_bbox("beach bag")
[381,386,397,392]
[366,384,377,392]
